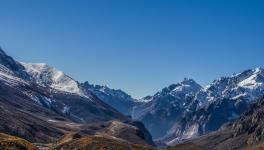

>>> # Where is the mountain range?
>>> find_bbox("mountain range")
[131,67,264,143]
[1,47,264,150]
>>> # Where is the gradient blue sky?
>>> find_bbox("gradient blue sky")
[0,0,263,98]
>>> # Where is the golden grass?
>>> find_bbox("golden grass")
[244,141,264,150]
[167,142,207,150]
[0,133,38,150]
[52,134,154,150]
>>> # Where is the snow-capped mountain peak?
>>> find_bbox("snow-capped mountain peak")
[137,78,202,104]
[175,78,202,93]
[195,67,264,107]
[21,62,83,95]
[159,78,202,98]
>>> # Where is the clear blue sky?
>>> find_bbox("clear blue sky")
[0,0,263,98]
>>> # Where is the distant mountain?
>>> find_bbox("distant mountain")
[194,68,264,107]
[0,48,153,146]
[161,68,264,145]
[162,97,248,145]
[82,82,136,115]
[169,96,264,150]
[132,68,264,142]
[132,78,202,138]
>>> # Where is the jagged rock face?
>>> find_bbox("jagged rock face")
[82,82,136,116]
[132,79,202,138]
[232,97,264,145]
[163,98,248,145]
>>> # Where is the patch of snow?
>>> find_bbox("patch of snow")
[47,119,57,123]
[166,138,180,146]
[62,105,70,114]
[238,73,264,89]
[99,87,106,93]
[136,96,153,103]
[232,93,247,100]
[182,124,199,139]
[27,94,54,107]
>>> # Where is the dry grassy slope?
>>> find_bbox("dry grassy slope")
[103,121,154,146]
[245,140,264,150]
[51,134,154,150]
[167,142,206,150]
[53,121,154,145]
[48,120,154,147]
[0,133,38,150]
[0,132,154,150]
